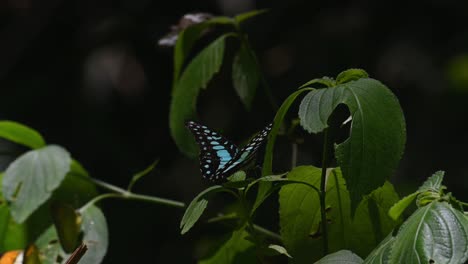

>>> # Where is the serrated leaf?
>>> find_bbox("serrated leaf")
[389,202,468,264]
[199,227,256,264]
[298,78,406,212]
[0,121,46,149]
[234,9,268,23]
[363,233,395,264]
[51,202,82,253]
[181,185,228,234]
[418,170,444,192]
[170,34,232,156]
[256,88,312,211]
[2,145,71,223]
[336,69,369,84]
[314,250,363,264]
[388,192,418,221]
[232,43,259,110]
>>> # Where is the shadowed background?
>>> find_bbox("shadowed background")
[1,0,468,262]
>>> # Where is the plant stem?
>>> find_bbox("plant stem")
[252,224,282,242]
[320,128,332,255]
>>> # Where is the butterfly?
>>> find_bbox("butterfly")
[186,121,273,181]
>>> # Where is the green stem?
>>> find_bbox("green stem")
[252,224,282,242]
[320,128,332,255]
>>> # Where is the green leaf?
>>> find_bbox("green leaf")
[279,166,349,262]
[0,121,46,149]
[388,192,418,221]
[36,205,108,264]
[314,250,363,264]
[298,78,406,211]
[51,202,82,253]
[363,233,395,264]
[299,76,335,88]
[256,88,312,212]
[227,171,246,182]
[349,181,399,257]
[234,9,268,24]
[336,69,369,84]
[199,226,256,264]
[389,202,468,264]
[170,34,232,156]
[418,170,444,192]
[2,145,71,223]
[267,244,293,258]
[127,160,159,191]
[232,43,259,110]
[181,185,229,234]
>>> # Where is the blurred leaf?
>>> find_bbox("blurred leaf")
[299,78,406,212]
[2,145,71,223]
[389,202,468,264]
[51,202,82,253]
[35,226,61,264]
[127,160,159,191]
[227,171,246,182]
[234,9,268,24]
[363,233,395,264]
[24,244,41,264]
[170,34,232,156]
[446,54,468,92]
[336,69,369,84]
[314,250,363,264]
[266,244,292,258]
[181,185,228,234]
[0,121,46,149]
[199,226,256,264]
[257,88,312,211]
[232,43,259,110]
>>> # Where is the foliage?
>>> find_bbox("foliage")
[1,9,467,264]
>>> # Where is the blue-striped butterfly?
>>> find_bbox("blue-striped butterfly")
[186,121,273,181]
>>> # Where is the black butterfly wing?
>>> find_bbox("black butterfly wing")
[215,123,273,179]
[186,121,239,181]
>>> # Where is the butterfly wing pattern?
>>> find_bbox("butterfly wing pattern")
[186,121,272,181]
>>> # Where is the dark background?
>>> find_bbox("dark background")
[1,0,468,263]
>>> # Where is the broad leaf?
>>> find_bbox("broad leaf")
[2,145,71,223]
[170,34,232,156]
[181,185,229,234]
[232,43,259,110]
[0,121,45,149]
[298,78,406,211]
[256,88,312,211]
[389,202,468,264]
[199,227,256,264]
[363,233,395,264]
[314,250,363,264]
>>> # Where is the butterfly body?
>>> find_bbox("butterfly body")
[186,121,272,181]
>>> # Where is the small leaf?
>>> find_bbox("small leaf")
[199,226,256,264]
[257,88,312,211]
[299,78,406,212]
[51,202,82,253]
[299,76,335,88]
[336,69,369,84]
[389,202,468,264]
[181,185,228,234]
[388,192,418,221]
[127,160,159,191]
[170,34,232,156]
[2,145,71,223]
[363,233,395,264]
[232,43,259,110]
[234,9,268,23]
[314,250,363,264]
[0,121,46,149]
[418,170,444,192]
[267,244,293,258]
[227,171,246,182]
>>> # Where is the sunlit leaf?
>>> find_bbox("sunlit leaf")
[2,145,71,223]
[170,34,233,156]
[267,244,292,258]
[298,78,406,212]
[314,250,363,264]
[0,121,46,149]
[388,192,418,221]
